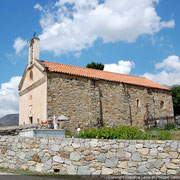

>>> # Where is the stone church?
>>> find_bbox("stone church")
[19,38,174,132]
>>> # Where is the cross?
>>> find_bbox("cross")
[33,32,36,38]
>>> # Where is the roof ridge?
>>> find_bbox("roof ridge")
[40,60,146,79]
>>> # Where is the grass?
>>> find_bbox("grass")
[165,130,180,140]
[0,167,104,180]
[145,127,180,140]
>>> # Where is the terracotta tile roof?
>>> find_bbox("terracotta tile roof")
[40,61,170,91]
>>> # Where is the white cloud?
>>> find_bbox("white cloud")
[155,55,180,72]
[38,0,175,56]
[74,52,82,58]
[34,3,43,11]
[0,76,21,118]
[13,37,28,55]
[104,60,135,74]
[143,55,180,86]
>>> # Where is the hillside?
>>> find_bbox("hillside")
[0,114,19,127]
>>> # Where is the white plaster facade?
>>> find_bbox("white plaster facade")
[19,38,47,125]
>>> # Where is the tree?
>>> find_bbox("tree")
[171,86,180,115]
[86,62,104,70]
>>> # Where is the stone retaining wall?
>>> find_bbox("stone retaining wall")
[0,125,35,136]
[0,136,179,176]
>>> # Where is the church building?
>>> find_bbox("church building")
[19,38,174,132]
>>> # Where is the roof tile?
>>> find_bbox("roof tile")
[40,61,170,91]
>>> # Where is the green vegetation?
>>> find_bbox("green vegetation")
[78,126,148,140]
[145,129,172,140]
[78,126,180,140]
[86,62,104,70]
[65,130,73,137]
[164,122,176,130]
[0,167,104,180]
[171,85,180,115]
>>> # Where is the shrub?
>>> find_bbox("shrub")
[78,126,148,140]
[77,128,98,139]
[65,130,73,137]
[164,123,176,130]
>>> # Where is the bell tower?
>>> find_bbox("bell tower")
[28,37,40,66]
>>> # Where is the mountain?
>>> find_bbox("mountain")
[0,114,19,127]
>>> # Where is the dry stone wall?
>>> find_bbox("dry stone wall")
[47,73,173,132]
[0,136,179,176]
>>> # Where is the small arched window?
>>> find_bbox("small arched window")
[160,101,164,109]
[136,98,140,108]
[29,71,33,81]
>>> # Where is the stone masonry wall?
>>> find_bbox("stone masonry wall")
[0,136,179,175]
[47,73,174,132]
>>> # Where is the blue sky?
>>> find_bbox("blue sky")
[0,0,180,117]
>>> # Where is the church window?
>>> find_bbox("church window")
[29,71,33,81]
[160,101,164,109]
[136,98,140,107]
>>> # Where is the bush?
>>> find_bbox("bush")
[78,126,148,140]
[158,130,171,140]
[77,128,98,139]
[164,123,176,130]
[65,130,73,137]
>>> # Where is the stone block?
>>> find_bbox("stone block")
[18,152,25,160]
[51,144,60,152]
[82,150,91,156]
[138,148,149,155]
[160,165,167,173]
[136,144,143,149]
[117,161,128,169]
[36,163,42,172]
[72,143,80,148]
[32,154,41,163]
[77,166,90,175]
[125,145,136,153]
[7,150,16,156]
[63,146,74,152]
[70,152,81,161]
[116,149,125,158]
[84,154,96,161]
[158,153,169,159]
[67,165,77,175]
[167,170,177,174]
[132,153,141,162]
[165,163,179,169]
[1,148,6,154]
[149,149,158,157]
[92,170,101,175]
[138,165,148,173]
[90,141,98,147]
[105,156,118,168]
[154,160,164,169]
[169,152,179,159]
[97,153,106,163]
[53,156,64,163]
[102,167,113,175]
